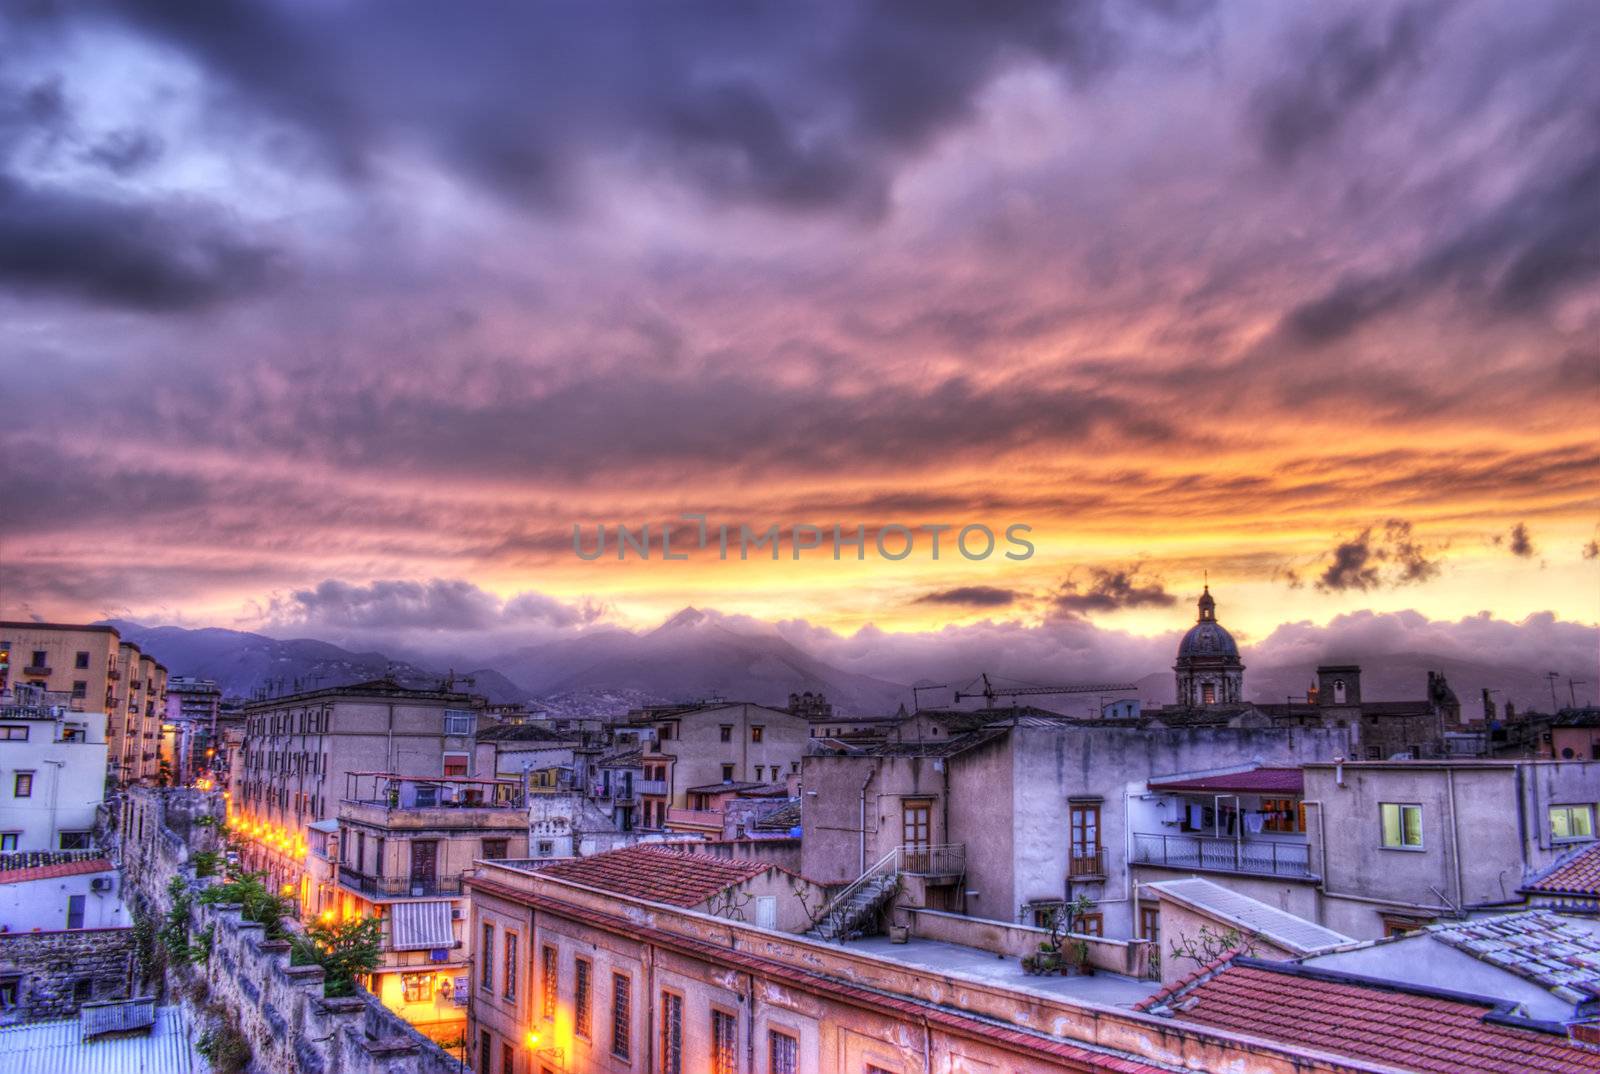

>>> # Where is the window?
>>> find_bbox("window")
[536,840,554,857]
[482,838,508,860]
[402,973,432,1003]
[1333,679,1347,704]
[13,772,33,798]
[66,894,86,929]
[1138,906,1161,946]
[0,834,16,852]
[1076,912,1104,937]
[751,725,764,743]
[1069,801,1101,873]
[502,1043,513,1074]
[1262,798,1305,833]
[444,753,469,777]
[658,724,672,741]
[660,991,682,1074]
[1200,682,1216,704]
[541,946,557,1019]
[721,763,735,782]
[0,976,19,1009]
[59,831,91,850]
[29,651,47,669]
[719,725,733,742]
[504,931,518,1000]
[1380,803,1423,849]
[574,957,591,1038]
[611,973,631,1060]
[479,1031,492,1074]
[73,978,92,1003]
[71,680,87,699]
[74,651,90,669]
[769,1030,799,1074]
[1551,805,1595,842]
[711,1009,737,1074]
[444,709,475,736]
[0,726,27,741]
[480,923,495,990]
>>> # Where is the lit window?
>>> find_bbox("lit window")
[503,931,517,1001]
[1380,803,1423,848]
[541,946,557,1020]
[711,1009,737,1074]
[13,772,33,798]
[1551,805,1595,842]
[751,726,764,743]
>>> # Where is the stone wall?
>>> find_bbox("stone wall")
[0,926,135,1024]
[118,785,461,1074]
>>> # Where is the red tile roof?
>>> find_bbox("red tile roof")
[1139,956,1600,1074]
[1525,843,1600,898]
[534,845,774,907]
[0,857,114,885]
[1148,767,1304,794]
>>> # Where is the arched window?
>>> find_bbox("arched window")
[1201,682,1216,705]
[1333,679,1347,704]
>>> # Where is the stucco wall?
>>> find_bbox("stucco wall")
[905,907,1152,977]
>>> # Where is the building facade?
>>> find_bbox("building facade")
[0,692,110,852]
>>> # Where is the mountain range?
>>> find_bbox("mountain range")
[100,612,1574,718]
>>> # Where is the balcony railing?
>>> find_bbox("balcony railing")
[666,807,724,829]
[1068,847,1107,879]
[1132,833,1313,879]
[338,865,464,898]
[636,779,669,796]
[899,843,965,877]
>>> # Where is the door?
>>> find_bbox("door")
[902,799,932,872]
[410,840,438,895]
[755,896,777,930]
[1070,803,1101,876]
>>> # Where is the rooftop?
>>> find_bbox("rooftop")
[1430,912,1600,1004]
[1143,878,1352,955]
[0,1004,198,1073]
[518,845,776,906]
[1526,843,1600,899]
[844,934,1159,1009]
[0,851,114,885]
[1148,766,1304,795]
[1139,956,1600,1074]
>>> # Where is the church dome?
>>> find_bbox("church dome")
[1176,585,1239,660]
[1178,620,1239,660]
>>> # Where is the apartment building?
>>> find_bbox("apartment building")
[164,676,223,785]
[0,622,164,785]
[319,773,528,1045]
[464,848,1419,1074]
[634,701,808,830]
[0,689,110,852]
[1303,759,1600,938]
[801,712,1350,937]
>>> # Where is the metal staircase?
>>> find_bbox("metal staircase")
[806,843,966,942]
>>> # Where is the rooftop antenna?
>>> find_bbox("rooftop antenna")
[1547,671,1561,711]
[911,684,948,713]
[1572,679,1590,708]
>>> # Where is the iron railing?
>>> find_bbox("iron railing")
[899,843,965,876]
[338,865,464,898]
[1131,833,1313,878]
[636,779,670,796]
[1068,847,1107,878]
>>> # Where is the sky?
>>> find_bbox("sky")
[0,1,1596,677]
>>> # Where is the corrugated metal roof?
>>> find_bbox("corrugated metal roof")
[81,998,156,1038]
[0,1005,196,1073]
[390,899,455,950]
[1145,877,1353,955]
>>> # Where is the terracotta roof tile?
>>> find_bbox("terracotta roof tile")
[0,857,114,885]
[1144,957,1600,1074]
[1527,843,1600,899]
[535,845,772,907]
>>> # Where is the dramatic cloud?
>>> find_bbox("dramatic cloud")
[1052,568,1176,614]
[1315,520,1442,592]
[1508,522,1537,558]
[912,586,1018,608]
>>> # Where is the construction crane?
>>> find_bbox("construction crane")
[953,673,1139,710]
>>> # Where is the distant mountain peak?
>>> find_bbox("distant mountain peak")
[654,607,707,632]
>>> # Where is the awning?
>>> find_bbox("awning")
[389,900,455,951]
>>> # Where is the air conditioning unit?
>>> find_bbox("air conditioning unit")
[90,877,114,892]
[450,907,462,920]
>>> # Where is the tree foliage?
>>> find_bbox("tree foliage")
[197,866,294,940]
[291,916,384,997]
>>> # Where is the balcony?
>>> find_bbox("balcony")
[338,865,464,899]
[899,843,965,878]
[666,807,724,830]
[1132,833,1314,879]
[1068,847,1107,879]
[637,779,669,796]
[22,665,51,677]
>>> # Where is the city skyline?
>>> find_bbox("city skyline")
[1,2,1596,666]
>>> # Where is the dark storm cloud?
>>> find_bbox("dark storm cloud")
[271,579,601,632]
[1051,567,1175,614]
[0,175,279,310]
[912,586,1018,608]
[92,0,1197,218]
[1250,4,1439,166]
[83,128,164,176]
[1315,519,1441,591]
[1508,522,1536,558]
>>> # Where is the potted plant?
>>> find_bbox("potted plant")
[888,920,910,944]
